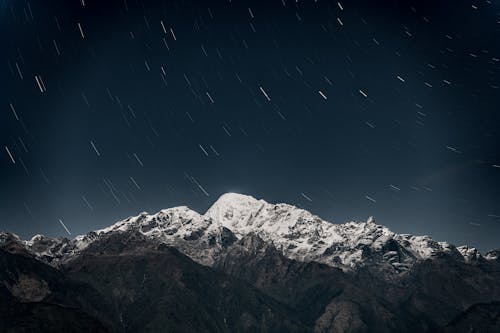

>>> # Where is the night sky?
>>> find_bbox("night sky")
[1,0,499,251]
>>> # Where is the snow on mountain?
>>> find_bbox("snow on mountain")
[205,193,458,271]
[7,193,492,272]
[484,250,500,262]
[457,245,483,263]
[73,205,237,266]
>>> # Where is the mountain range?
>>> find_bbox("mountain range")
[1,193,499,332]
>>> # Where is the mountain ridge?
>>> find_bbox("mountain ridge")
[2,193,497,273]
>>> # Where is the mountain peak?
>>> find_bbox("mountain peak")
[207,193,263,212]
[205,193,266,229]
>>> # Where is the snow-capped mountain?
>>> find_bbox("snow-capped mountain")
[206,193,460,271]
[11,193,494,273]
[2,193,500,332]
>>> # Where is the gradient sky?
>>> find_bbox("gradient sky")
[1,0,499,252]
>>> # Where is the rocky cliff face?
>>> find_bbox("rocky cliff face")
[1,193,500,332]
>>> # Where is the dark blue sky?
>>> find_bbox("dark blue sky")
[1,0,499,251]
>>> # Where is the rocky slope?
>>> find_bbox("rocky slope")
[1,231,307,332]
